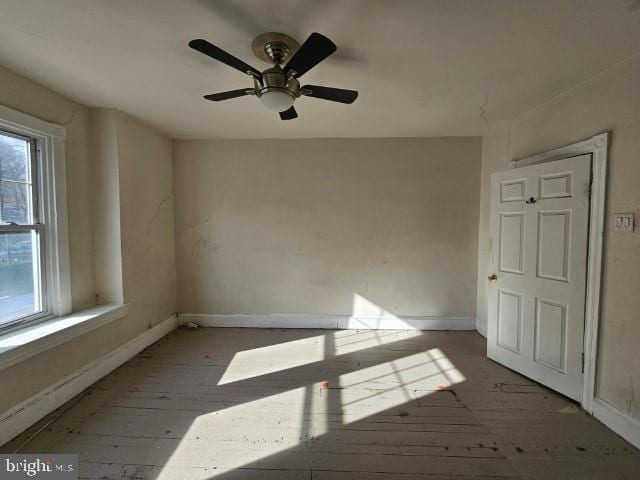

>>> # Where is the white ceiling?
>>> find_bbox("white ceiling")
[0,0,639,139]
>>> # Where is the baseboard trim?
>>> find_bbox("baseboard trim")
[592,396,640,449]
[0,314,177,446]
[179,313,477,331]
[476,318,487,338]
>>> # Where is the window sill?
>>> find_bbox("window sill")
[0,304,128,371]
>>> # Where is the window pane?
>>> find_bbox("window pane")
[1,180,30,224]
[0,231,41,325]
[0,133,29,183]
[0,131,32,225]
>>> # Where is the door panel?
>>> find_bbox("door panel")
[539,172,573,199]
[537,210,570,281]
[534,297,567,371]
[499,213,525,274]
[497,289,522,353]
[500,178,527,202]
[488,154,591,401]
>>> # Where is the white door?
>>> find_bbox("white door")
[487,154,591,401]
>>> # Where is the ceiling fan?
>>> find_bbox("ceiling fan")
[188,32,358,120]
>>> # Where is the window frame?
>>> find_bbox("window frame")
[0,104,71,333]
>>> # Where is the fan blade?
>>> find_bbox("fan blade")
[189,39,261,77]
[203,89,253,101]
[279,106,298,120]
[301,85,358,104]
[284,33,336,78]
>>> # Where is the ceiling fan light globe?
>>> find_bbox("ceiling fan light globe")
[259,90,295,112]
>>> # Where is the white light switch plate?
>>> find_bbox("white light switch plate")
[614,213,634,231]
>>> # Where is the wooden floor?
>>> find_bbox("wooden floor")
[3,328,639,479]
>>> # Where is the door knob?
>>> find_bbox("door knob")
[488,274,498,282]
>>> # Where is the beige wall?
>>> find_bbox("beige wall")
[476,54,640,418]
[0,67,177,414]
[174,138,481,319]
[114,111,177,332]
[91,109,124,304]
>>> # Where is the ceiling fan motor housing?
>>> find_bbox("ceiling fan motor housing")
[254,66,300,101]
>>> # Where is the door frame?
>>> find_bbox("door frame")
[508,132,608,413]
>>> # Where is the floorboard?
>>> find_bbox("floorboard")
[2,328,638,479]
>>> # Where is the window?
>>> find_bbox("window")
[0,130,43,327]
[0,106,71,333]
